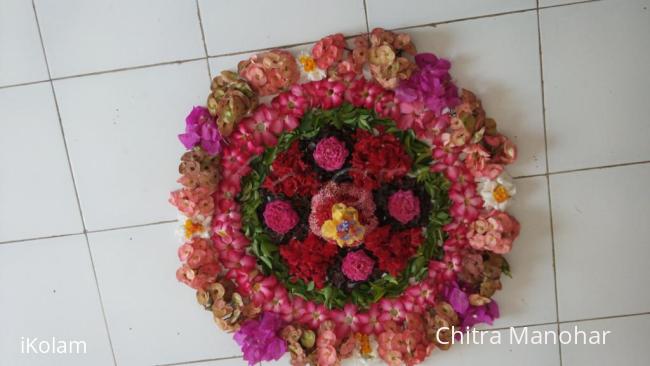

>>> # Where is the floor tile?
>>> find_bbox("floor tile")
[560,314,650,366]
[53,61,209,231]
[87,223,242,366]
[550,164,650,321]
[0,0,49,86]
[34,0,205,78]
[0,83,83,242]
[407,12,546,177]
[366,0,536,29]
[541,0,650,172]
[0,235,114,366]
[198,0,366,56]
[482,177,557,328]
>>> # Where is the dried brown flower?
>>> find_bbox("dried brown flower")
[207,70,258,136]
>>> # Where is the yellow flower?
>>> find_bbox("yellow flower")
[299,54,317,72]
[355,333,373,357]
[178,214,211,240]
[492,184,510,203]
[184,219,205,239]
[321,203,365,247]
[298,53,326,81]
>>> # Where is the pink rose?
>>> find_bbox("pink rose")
[313,136,349,171]
[263,200,299,234]
[341,250,375,281]
[387,190,421,224]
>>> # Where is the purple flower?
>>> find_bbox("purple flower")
[234,312,287,366]
[395,52,460,116]
[178,106,222,155]
[461,301,499,329]
[449,287,469,314]
[446,285,499,329]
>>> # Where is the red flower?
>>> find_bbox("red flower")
[280,234,338,288]
[350,130,412,190]
[364,226,424,276]
[262,141,321,197]
[345,78,385,109]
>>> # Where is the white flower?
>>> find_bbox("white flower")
[176,214,211,241]
[478,172,516,211]
[298,53,326,81]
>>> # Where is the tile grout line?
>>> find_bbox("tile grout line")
[194,0,213,82]
[452,310,650,334]
[378,0,600,33]
[155,355,243,366]
[558,311,650,325]
[31,2,117,365]
[88,219,179,234]
[535,3,563,366]
[0,219,178,246]
[0,78,50,90]
[514,159,650,180]
[392,7,537,31]
[0,231,85,245]
[548,160,650,176]
[362,0,371,33]
[0,1,603,91]
[51,57,206,82]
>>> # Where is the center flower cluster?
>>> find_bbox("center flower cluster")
[321,203,366,247]
[257,125,428,289]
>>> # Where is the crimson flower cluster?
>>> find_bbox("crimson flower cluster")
[350,130,412,190]
[279,233,338,289]
[262,141,321,197]
[364,226,424,276]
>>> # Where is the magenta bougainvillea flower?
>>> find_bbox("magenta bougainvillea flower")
[447,286,499,329]
[263,200,299,234]
[234,312,287,365]
[313,136,349,171]
[396,53,460,117]
[178,106,222,155]
[387,190,421,224]
[341,250,375,281]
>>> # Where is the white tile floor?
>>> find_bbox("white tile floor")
[0,1,648,365]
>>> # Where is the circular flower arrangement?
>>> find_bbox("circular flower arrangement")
[171,28,520,366]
